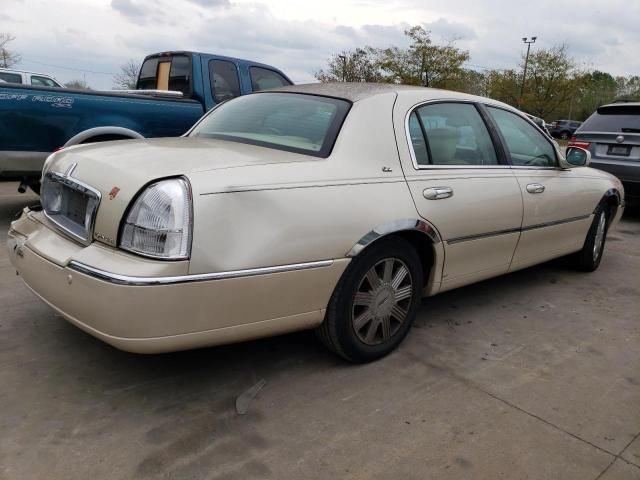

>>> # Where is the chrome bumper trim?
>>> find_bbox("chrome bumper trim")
[68,259,335,286]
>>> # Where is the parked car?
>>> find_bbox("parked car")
[7,83,624,362]
[0,67,63,88]
[0,51,292,192]
[570,102,640,206]
[549,119,582,139]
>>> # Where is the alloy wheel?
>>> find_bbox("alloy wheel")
[593,211,606,262]
[351,258,414,346]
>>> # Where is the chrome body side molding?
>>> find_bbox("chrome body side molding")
[68,259,335,286]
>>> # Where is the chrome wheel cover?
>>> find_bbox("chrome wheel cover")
[351,258,413,346]
[593,212,606,262]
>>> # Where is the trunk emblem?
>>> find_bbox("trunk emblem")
[616,135,625,143]
[109,186,121,200]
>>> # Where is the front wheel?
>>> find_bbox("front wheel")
[570,205,609,272]
[316,237,424,362]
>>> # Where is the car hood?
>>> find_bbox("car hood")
[44,136,319,247]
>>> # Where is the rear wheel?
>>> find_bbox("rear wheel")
[571,204,609,272]
[316,237,424,362]
[559,131,570,140]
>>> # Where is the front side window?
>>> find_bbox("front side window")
[190,93,350,157]
[0,72,22,84]
[209,60,241,103]
[488,107,557,167]
[410,102,498,166]
[31,76,59,87]
[249,67,291,91]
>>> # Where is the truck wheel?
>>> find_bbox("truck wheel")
[316,237,424,363]
[570,204,609,272]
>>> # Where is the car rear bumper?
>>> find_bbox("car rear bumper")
[0,150,49,178]
[7,210,348,353]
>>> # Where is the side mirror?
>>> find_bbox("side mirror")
[565,146,591,167]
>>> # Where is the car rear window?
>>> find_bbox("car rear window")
[137,55,191,95]
[190,93,351,158]
[581,105,640,132]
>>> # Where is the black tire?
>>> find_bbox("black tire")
[560,131,570,140]
[316,237,424,363]
[570,204,610,272]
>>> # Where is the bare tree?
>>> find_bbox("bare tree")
[64,79,92,90]
[0,33,21,68]
[113,59,141,89]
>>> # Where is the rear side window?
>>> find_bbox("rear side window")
[209,60,241,103]
[581,106,640,133]
[0,72,22,84]
[249,67,290,91]
[410,103,498,166]
[488,107,557,167]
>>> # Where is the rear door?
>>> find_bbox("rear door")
[485,106,594,270]
[393,98,523,292]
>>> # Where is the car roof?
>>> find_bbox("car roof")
[267,82,513,106]
[0,67,55,77]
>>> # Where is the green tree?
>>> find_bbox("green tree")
[315,26,469,89]
[377,26,469,88]
[0,33,21,68]
[315,47,383,83]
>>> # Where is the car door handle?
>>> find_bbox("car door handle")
[526,183,545,194]
[423,186,454,200]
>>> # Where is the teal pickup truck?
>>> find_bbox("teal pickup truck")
[0,51,292,192]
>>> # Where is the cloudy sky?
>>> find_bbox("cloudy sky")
[2,0,639,90]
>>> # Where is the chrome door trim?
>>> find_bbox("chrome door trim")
[445,215,591,245]
[521,215,591,232]
[68,259,335,286]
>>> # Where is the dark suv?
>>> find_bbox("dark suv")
[570,103,639,205]
[549,119,582,139]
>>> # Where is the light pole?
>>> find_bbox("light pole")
[519,36,537,108]
[338,55,347,82]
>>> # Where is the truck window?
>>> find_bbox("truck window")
[209,60,241,103]
[31,76,60,88]
[169,56,190,95]
[137,55,191,95]
[249,67,290,91]
[0,72,22,84]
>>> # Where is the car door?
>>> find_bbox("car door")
[484,106,594,270]
[393,98,524,292]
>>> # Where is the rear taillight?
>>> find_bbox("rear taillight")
[568,136,590,149]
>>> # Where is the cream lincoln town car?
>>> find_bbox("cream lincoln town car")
[8,83,625,362]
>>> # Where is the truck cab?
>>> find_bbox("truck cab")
[0,68,63,88]
[135,51,292,111]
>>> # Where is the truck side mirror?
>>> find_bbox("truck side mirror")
[565,146,591,167]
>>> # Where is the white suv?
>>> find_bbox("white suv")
[0,68,62,87]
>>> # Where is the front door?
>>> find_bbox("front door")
[394,99,524,292]
[484,106,594,270]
